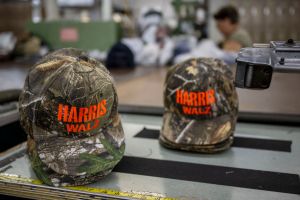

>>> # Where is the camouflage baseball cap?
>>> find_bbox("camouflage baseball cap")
[160,58,238,153]
[19,48,125,186]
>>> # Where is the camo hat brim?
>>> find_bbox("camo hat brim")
[27,114,124,186]
[160,111,236,153]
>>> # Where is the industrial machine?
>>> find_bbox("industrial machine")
[235,39,300,89]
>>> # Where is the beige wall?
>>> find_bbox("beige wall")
[208,0,300,43]
[0,1,32,40]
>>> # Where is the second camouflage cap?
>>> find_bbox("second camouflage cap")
[160,58,238,153]
[19,48,125,186]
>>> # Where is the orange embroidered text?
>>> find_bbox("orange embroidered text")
[176,89,215,115]
[57,100,106,133]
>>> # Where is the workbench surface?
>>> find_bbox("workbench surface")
[0,113,299,200]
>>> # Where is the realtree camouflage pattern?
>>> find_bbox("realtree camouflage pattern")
[160,58,238,153]
[19,48,125,186]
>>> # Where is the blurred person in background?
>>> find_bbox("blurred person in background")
[214,5,252,51]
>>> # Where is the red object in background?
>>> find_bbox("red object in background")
[60,27,78,42]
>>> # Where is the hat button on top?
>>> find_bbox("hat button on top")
[77,55,89,62]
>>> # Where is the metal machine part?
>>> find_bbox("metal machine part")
[235,39,300,89]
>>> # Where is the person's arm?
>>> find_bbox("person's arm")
[223,40,242,52]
